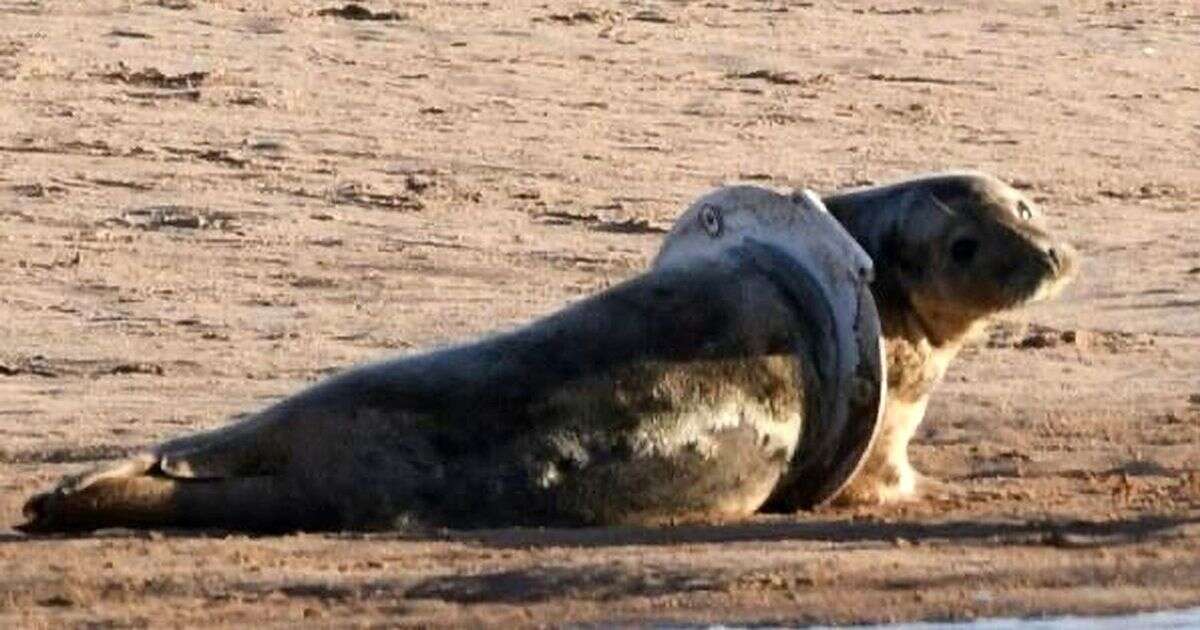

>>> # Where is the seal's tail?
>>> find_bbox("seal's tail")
[16,458,290,533]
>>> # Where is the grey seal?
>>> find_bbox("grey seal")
[20,186,884,532]
[820,170,1079,504]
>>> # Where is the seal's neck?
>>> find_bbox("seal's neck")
[822,188,901,268]
[824,189,928,341]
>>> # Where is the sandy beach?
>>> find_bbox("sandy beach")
[1,0,1198,626]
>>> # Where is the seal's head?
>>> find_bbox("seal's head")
[653,185,873,285]
[832,171,1078,343]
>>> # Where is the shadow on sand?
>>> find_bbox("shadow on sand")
[6,511,1197,549]
[441,511,1200,550]
[4,513,1198,607]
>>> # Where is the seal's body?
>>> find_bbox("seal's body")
[821,171,1078,504]
[21,187,883,532]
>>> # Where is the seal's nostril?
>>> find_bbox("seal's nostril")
[1046,247,1061,270]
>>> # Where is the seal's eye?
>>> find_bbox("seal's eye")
[950,237,980,266]
[1016,200,1033,221]
[699,205,723,238]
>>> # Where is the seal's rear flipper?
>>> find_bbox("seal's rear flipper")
[18,468,289,533]
[154,413,287,479]
[18,417,294,533]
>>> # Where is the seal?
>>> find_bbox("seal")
[819,170,1079,504]
[19,186,884,533]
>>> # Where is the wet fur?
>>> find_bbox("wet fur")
[822,171,1078,504]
